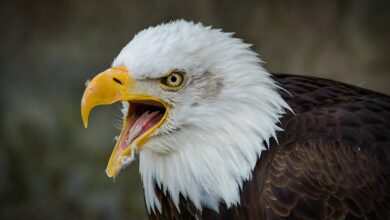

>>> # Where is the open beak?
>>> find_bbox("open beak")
[81,66,169,177]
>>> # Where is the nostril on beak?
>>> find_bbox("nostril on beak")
[113,77,123,85]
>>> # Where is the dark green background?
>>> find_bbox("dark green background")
[1,0,389,219]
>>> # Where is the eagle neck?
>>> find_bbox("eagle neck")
[139,71,290,213]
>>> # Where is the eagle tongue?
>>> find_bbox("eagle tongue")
[124,110,159,148]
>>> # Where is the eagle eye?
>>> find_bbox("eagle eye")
[160,71,185,90]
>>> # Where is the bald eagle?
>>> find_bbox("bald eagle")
[81,20,390,219]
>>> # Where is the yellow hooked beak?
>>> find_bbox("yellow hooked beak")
[81,65,131,128]
[81,65,169,177]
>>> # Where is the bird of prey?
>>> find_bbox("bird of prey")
[81,20,390,219]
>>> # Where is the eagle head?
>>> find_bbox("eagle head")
[81,20,289,213]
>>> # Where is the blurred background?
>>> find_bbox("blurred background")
[0,0,389,219]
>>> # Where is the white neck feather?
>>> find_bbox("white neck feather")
[139,69,289,213]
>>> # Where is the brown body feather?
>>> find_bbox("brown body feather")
[149,74,390,220]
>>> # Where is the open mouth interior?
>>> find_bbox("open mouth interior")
[117,100,166,151]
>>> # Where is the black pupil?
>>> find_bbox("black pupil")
[170,75,177,83]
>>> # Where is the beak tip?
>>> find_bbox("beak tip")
[81,114,89,128]
[106,169,115,178]
[81,106,90,128]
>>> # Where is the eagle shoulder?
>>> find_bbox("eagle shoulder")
[261,74,390,219]
[262,141,390,219]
